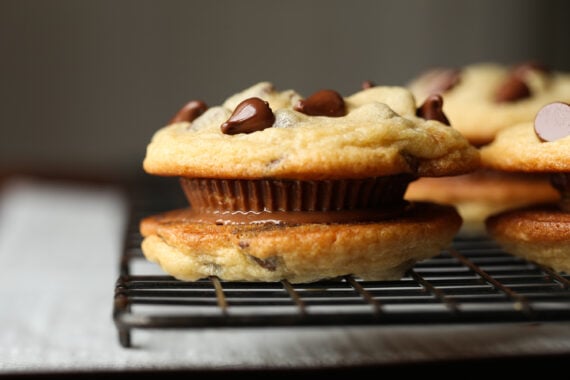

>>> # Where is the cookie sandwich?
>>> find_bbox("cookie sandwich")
[484,102,570,273]
[405,62,568,233]
[141,82,480,283]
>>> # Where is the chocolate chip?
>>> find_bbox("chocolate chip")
[170,100,208,123]
[494,75,531,103]
[512,60,550,80]
[249,255,279,271]
[221,97,275,135]
[402,153,420,173]
[551,173,570,193]
[416,94,450,126]
[494,61,550,104]
[550,173,570,212]
[534,102,570,142]
[419,68,461,95]
[361,80,376,90]
[294,89,346,117]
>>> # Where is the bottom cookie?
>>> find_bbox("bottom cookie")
[486,204,570,274]
[405,170,559,236]
[139,202,461,283]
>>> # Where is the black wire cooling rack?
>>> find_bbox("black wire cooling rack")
[113,178,570,348]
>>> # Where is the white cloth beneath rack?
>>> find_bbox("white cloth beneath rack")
[0,177,570,374]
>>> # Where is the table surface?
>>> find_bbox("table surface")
[1,176,570,375]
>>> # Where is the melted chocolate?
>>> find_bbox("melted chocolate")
[170,100,208,124]
[166,205,411,225]
[294,89,346,117]
[416,94,450,126]
[221,97,275,135]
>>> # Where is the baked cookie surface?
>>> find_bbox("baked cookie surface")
[486,205,570,273]
[140,202,462,283]
[143,82,479,180]
[405,171,559,235]
[480,122,570,172]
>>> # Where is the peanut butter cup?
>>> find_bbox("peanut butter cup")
[179,175,414,225]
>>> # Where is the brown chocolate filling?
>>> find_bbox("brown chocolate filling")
[169,206,411,226]
[179,175,415,225]
[550,173,570,212]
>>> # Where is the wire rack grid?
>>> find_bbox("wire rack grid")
[113,180,570,348]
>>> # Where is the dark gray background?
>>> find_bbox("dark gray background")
[2,0,569,179]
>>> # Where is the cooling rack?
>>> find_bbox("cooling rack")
[113,178,570,348]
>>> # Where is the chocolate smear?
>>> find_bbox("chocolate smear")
[416,94,450,125]
[221,97,275,135]
[170,100,208,123]
[294,89,346,117]
[534,102,570,142]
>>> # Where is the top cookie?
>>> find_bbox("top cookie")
[408,62,570,145]
[143,82,479,180]
[480,102,570,172]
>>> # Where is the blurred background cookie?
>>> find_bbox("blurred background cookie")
[408,62,570,145]
[405,62,570,234]
[484,102,570,273]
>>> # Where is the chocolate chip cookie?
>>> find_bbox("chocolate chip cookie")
[405,62,569,234]
[484,102,570,273]
[408,62,570,145]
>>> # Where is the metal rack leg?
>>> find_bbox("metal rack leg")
[118,328,131,348]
